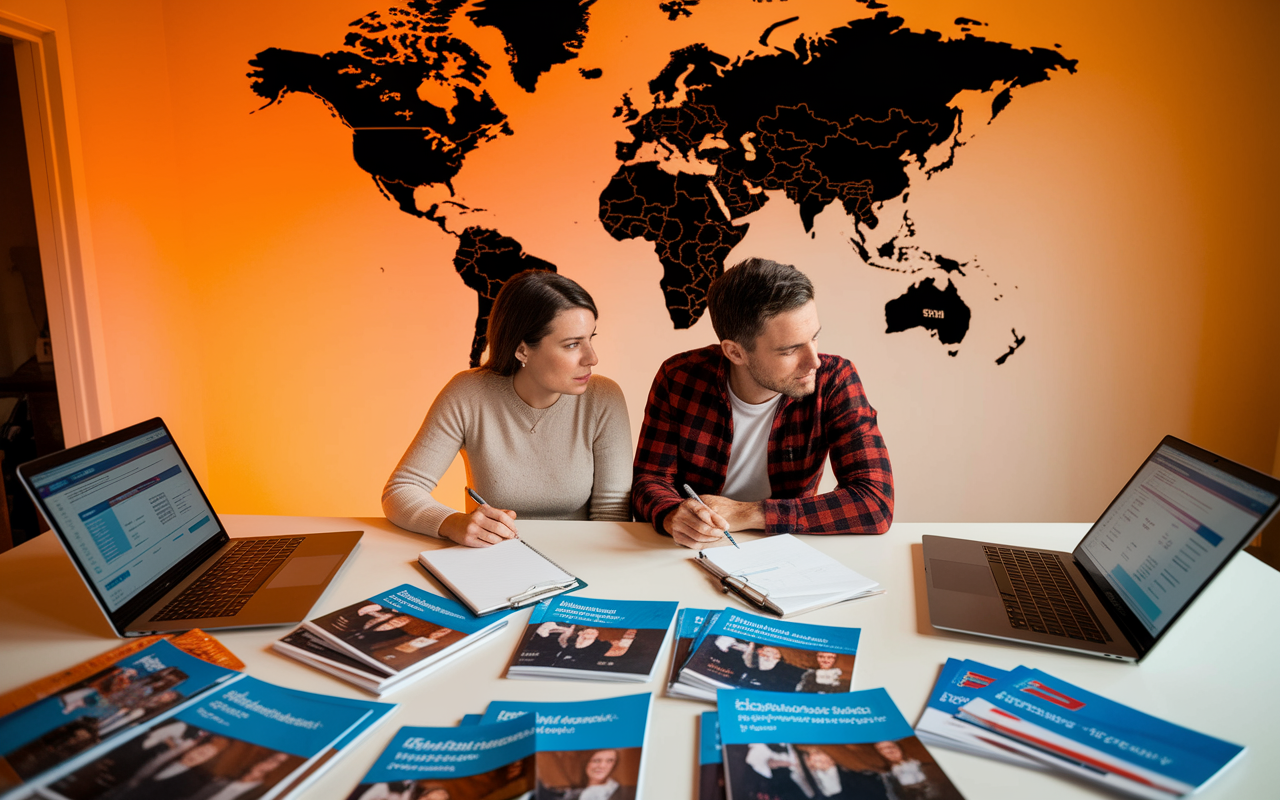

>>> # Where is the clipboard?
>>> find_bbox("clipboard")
[693,535,883,618]
[418,538,585,616]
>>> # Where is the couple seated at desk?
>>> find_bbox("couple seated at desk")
[382,258,894,549]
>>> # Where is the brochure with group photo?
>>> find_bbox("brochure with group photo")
[480,692,653,800]
[676,610,860,701]
[274,584,513,695]
[717,687,966,800]
[507,596,678,682]
[36,675,385,800]
[0,639,239,793]
[345,715,536,800]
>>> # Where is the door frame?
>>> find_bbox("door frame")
[2,12,112,445]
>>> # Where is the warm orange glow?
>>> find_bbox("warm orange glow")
[16,0,1277,523]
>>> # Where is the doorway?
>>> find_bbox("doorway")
[0,34,63,547]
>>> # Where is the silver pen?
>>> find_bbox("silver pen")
[682,483,740,549]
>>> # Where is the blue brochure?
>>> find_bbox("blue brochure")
[481,692,653,798]
[275,692,398,797]
[677,609,860,700]
[0,639,238,789]
[668,608,714,690]
[699,711,725,800]
[508,596,678,682]
[915,658,1044,768]
[959,666,1245,797]
[345,715,536,800]
[304,583,514,674]
[43,675,375,800]
[718,688,965,800]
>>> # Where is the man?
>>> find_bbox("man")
[738,645,806,692]
[799,747,888,800]
[797,651,845,693]
[632,258,893,547]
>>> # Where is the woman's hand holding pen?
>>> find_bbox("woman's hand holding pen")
[440,487,519,547]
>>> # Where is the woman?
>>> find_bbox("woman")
[566,749,635,800]
[383,270,632,546]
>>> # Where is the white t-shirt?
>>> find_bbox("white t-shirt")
[721,382,782,502]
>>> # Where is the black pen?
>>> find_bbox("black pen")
[467,487,519,540]
[682,484,740,549]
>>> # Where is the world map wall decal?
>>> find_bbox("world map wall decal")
[248,0,1075,366]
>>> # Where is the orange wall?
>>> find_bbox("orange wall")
[8,0,1279,523]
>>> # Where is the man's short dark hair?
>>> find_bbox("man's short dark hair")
[707,258,815,349]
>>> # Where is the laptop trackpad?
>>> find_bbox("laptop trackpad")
[930,559,999,597]
[267,555,342,589]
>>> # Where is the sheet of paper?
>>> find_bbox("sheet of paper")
[701,534,878,598]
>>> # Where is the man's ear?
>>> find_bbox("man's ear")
[721,339,749,366]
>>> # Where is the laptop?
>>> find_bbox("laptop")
[17,417,362,637]
[923,436,1280,662]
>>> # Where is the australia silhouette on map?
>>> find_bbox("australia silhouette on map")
[249,1,1074,366]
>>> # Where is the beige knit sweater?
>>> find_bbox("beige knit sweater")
[382,369,633,536]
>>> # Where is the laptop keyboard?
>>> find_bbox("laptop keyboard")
[153,537,305,621]
[982,546,1111,643]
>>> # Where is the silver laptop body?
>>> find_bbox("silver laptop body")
[923,436,1280,662]
[18,417,362,637]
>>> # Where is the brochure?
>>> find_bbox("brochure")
[669,610,722,701]
[914,658,1045,769]
[38,675,378,800]
[344,715,536,800]
[0,639,239,792]
[957,666,1245,799]
[481,692,653,799]
[275,584,513,694]
[677,610,860,701]
[717,687,965,800]
[272,693,397,798]
[699,711,725,800]
[506,596,678,682]
[273,624,506,697]
[666,608,713,696]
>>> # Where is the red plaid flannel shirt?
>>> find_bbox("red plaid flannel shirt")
[631,345,893,534]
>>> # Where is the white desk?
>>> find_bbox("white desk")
[1,518,1277,799]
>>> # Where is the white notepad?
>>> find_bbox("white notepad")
[695,534,882,617]
[418,538,582,616]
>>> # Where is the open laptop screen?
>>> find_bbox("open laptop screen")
[1077,441,1278,638]
[24,425,224,611]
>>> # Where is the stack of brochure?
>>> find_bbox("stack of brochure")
[671,608,861,701]
[0,639,395,800]
[346,692,653,799]
[506,595,678,682]
[273,583,514,695]
[919,658,1246,798]
[717,687,966,800]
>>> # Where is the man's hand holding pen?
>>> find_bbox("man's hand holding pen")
[667,485,762,550]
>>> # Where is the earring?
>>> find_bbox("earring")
[518,360,526,369]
